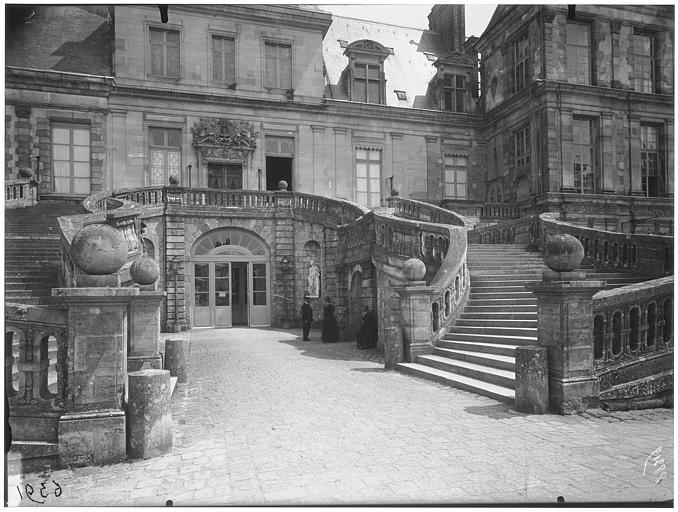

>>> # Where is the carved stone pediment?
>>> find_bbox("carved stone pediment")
[191,118,257,151]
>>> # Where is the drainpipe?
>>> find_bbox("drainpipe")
[627,91,633,195]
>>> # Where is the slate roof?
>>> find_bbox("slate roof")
[5,5,113,76]
[322,14,449,109]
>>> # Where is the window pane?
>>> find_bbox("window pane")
[265,55,277,87]
[53,145,70,161]
[73,178,90,194]
[356,149,367,160]
[53,161,70,177]
[73,162,90,178]
[54,177,69,193]
[354,64,366,78]
[356,163,367,177]
[367,65,380,80]
[167,45,180,77]
[370,192,380,207]
[444,184,454,197]
[151,43,164,75]
[457,184,466,197]
[195,263,209,278]
[149,28,163,41]
[370,178,380,193]
[212,47,222,81]
[73,146,89,162]
[73,129,89,145]
[355,79,366,102]
[444,169,454,182]
[356,179,367,192]
[52,128,70,144]
[280,62,292,89]
[357,192,367,205]
[166,30,180,44]
[167,130,182,147]
[368,81,380,103]
[456,170,467,184]
[367,149,380,162]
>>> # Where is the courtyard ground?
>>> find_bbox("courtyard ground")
[7,327,674,506]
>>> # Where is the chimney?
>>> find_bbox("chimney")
[428,4,465,54]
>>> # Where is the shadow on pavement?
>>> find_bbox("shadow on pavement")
[463,403,525,419]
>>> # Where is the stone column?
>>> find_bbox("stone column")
[54,287,138,467]
[127,369,172,459]
[396,258,434,362]
[526,235,605,414]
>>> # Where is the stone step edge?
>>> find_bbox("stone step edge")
[434,347,515,366]
[396,362,515,403]
[419,354,516,380]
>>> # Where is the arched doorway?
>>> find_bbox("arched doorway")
[191,228,270,327]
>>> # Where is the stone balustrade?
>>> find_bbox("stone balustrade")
[388,196,467,227]
[593,276,673,366]
[5,179,37,209]
[538,213,674,278]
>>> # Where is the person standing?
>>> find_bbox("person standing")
[321,297,339,343]
[301,296,313,342]
[357,305,378,349]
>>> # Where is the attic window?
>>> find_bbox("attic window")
[338,40,348,48]
[394,90,407,100]
[424,52,437,61]
[344,39,391,105]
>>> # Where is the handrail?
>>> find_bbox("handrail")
[592,276,673,375]
[5,303,68,410]
[387,195,468,228]
[5,178,37,209]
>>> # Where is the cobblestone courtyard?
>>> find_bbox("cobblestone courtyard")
[7,328,674,506]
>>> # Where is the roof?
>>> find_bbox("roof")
[5,5,113,76]
[323,15,448,108]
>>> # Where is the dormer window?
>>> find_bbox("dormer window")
[442,74,466,112]
[344,39,390,105]
[394,90,407,101]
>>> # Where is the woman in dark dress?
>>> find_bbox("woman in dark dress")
[321,297,339,343]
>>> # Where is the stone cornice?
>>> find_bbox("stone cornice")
[159,4,333,37]
[6,66,114,97]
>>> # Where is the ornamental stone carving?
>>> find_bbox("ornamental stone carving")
[543,234,584,272]
[71,224,128,275]
[191,118,257,149]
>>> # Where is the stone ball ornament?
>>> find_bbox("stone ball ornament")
[71,224,128,275]
[130,256,160,285]
[403,258,427,281]
[277,180,289,191]
[543,234,584,272]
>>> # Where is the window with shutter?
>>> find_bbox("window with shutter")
[52,124,91,195]
[149,127,182,186]
[149,27,180,78]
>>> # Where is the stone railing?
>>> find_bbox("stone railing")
[439,199,522,222]
[469,215,535,245]
[5,178,37,209]
[5,303,68,410]
[388,196,466,227]
[593,276,673,368]
[108,186,369,228]
[537,213,674,278]
[375,196,469,358]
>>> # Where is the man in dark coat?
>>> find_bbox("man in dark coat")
[357,306,378,349]
[301,296,313,341]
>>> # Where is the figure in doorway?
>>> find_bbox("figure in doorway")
[321,297,339,343]
[301,296,313,342]
[307,261,320,297]
[356,306,378,349]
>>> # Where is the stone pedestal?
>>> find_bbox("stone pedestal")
[515,346,549,414]
[526,277,605,414]
[164,338,190,383]
[58,410,126,467]
[396,282,435,362]
[127,369,172,459]
[128,291,165,372]
[53,287,137,466]
[383,326,404,370]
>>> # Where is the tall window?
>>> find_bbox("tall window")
[641,124,660,197]
[514,34,529,92]
[632,32,655,93]
[573,118,596,194]
[354,63,382,104]
[149,128,181,186]
[52,124,90,195]
[444,155,467,199]
[150,27,180,78]
[356,148,381,207]
[264,42,292,89]
[442,74,466,112]
[515,125,530,167]
[566,22,591,84]
[212,35,235,84]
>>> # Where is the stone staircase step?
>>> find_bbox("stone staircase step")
[433,347,515,371]
[416,354,515,388]
[449,325,537,337]
[456,318,537,328]
[461,312,537,320]
[442,332,537,345]
[396,362,515,404]
[437,339,517,357]
[469,285,528,293]
[464,304,537,313]
[468,297,537,305]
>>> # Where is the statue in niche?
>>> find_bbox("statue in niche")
[307,260,321,298]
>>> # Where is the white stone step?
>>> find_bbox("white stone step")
[433,347,515,371]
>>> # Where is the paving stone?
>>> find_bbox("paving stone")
[8,327,674,506]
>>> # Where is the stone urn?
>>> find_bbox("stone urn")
[17,167,33,179]
[71,224,128,275]
[130,256,160,285]
[277,180,289,191]
[168,175,179,186]
[403,258,426,282]
[543,234,584,272]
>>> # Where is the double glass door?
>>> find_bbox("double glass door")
[193,261,269,327]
